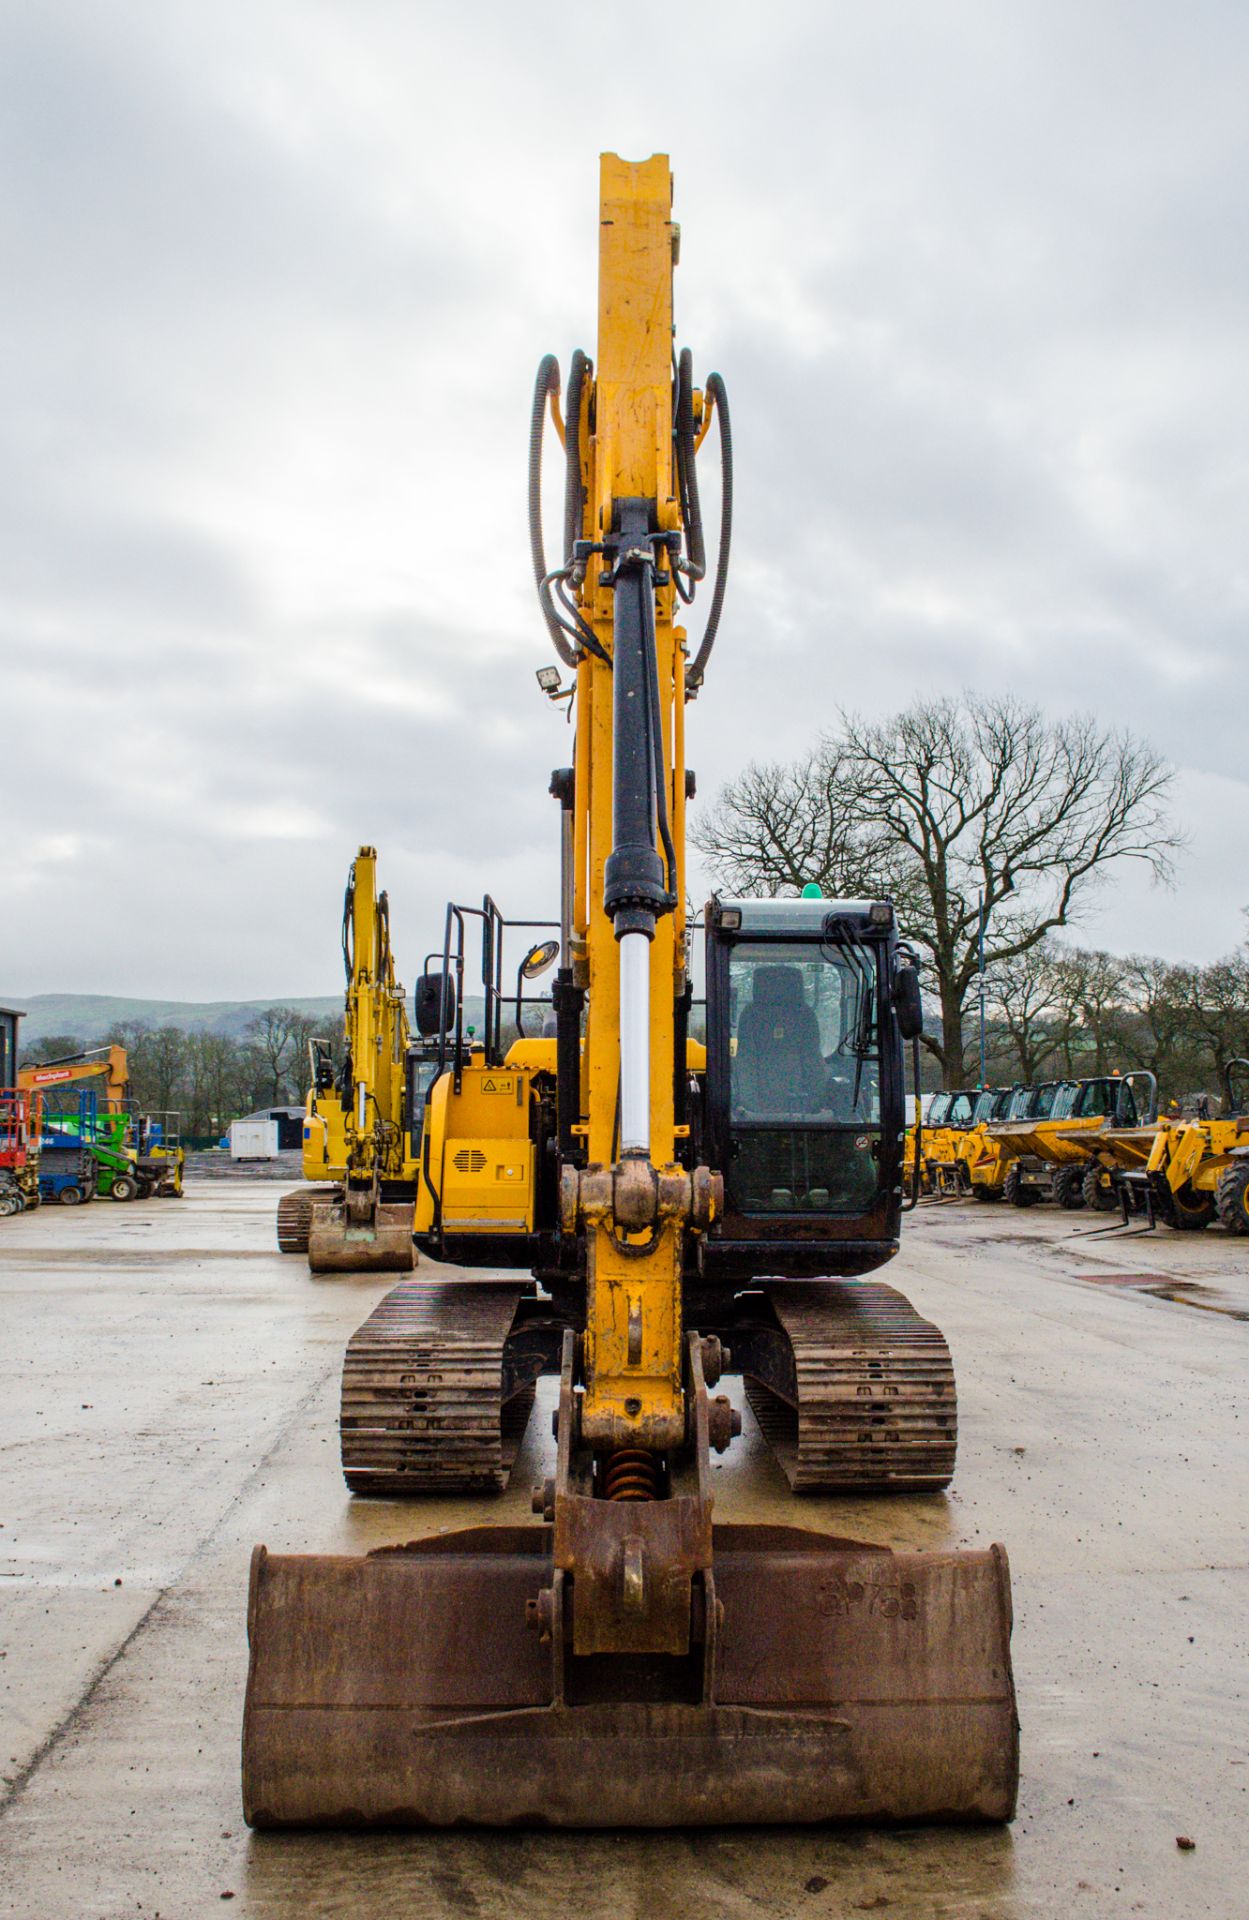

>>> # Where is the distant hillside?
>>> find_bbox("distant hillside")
[11,993,345,1045]
[10,991,489,1046]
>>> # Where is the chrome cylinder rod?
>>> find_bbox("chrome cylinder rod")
[619,931,651,1153]
[560,804,574,955]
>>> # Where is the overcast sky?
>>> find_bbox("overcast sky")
[4,0,1247,1001]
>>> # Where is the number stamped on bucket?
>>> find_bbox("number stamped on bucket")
[815,1576,920,1621]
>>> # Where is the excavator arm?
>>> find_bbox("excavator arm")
[564,155,705,1459]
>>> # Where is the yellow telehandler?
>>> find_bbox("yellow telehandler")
[242,154,1017,1830]
[921,1086,979,1195]
[1118,1060,1249,1231]
[1058,1117,1165,1211]
[928,1086,1019,1197]
[980,1074,1154,1207]
[968,1080,1060,1200]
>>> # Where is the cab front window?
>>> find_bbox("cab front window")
[725,941,882,1215]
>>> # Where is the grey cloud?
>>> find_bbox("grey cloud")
[5,0,1249,998]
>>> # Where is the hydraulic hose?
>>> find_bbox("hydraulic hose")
[674,349,705,596]
[685,370,732,694]
[563,349,591,569]
[528,354,578,669]
[530,351,612,669]
[342,871,355,985]
[377,889,390,977]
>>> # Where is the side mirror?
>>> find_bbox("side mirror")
[414,972,456,1038]
[520,939,560,982]
[893,963,924,1042]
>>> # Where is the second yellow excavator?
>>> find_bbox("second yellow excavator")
[243,154,1017,1830]
[276,846,428,1272]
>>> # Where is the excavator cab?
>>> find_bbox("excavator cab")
[702,896,911,1279]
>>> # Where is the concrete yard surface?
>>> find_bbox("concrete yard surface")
[1,1183,1245,1919]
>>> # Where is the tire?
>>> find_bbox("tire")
[1167,1183,1215,1232]
[59,1185,84,1207]
[0,1192,19,1218]
[1215,1162,1249,1235]
[111,1176,138,1202]
[1082,1164,1117,1211]
[971,1183,1002,1202]
[1003,1164,1039,1208]
[1052,1166,1086,1210]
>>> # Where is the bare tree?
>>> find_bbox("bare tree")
[183,1031,243,1138]
[17,1032,85,1067]
[146,1029,188,1113]
[696,694,1180,1085]
[1184,952,1249,1088]
[1118,955,1203,1092]
[987,942,1062,1083]
[105,1021,187,1114]
[1047,947,1132,1077]
[246,1007,319,1104]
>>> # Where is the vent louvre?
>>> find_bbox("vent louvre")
[453,1148,487,1174]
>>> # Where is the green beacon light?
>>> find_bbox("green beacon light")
[800,882,823,899]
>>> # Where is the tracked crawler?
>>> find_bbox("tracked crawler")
[243,152,1018,1831]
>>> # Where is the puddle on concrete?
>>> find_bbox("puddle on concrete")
[1072,1272,1249,1321]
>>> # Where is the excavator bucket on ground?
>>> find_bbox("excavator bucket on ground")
[244,1331,1017,1829]
[242,1523,1017,1827]
[305,1199,415,1273]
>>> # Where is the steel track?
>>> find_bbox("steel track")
[275,1187,321,1254]
[745,1279,957,1493]
[340,1280,534,1494]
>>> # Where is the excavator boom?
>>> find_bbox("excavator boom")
[19,1045,130,1109]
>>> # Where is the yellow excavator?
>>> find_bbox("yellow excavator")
[242,154,1018,1829]
[275,846,424,1272]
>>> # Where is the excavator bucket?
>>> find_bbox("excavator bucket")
[306,1201,415,1274]
[242,1524,1017,1828]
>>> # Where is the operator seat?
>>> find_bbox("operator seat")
[734,966,827,1114]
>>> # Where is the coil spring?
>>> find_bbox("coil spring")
[601,1448,660,1501]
